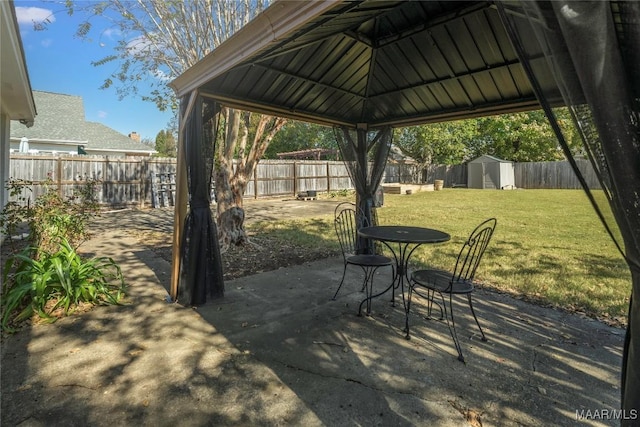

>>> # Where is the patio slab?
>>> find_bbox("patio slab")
[0,204,626,426]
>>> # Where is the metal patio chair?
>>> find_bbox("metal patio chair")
[332,202,393,302]
[407,218,497,362]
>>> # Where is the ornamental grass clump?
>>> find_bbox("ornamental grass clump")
[1,238,126,332]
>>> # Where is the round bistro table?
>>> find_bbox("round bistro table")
[357,225,451,335]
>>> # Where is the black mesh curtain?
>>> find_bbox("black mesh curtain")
[177,95,225,305]
[498,1,640,412]
[334,126,392,253]
[334,126,392,219]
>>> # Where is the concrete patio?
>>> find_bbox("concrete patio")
[0,202,626,426]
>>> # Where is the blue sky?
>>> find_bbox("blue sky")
[15,1,174,142]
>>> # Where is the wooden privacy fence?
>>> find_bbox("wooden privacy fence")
[513,159,601,189]
[7,155,357,207]
[384,163,467,188]
[7,154,600,208]
[7,154,176,208]
[244,159,353,198]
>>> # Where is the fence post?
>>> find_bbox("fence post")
[56,156,62,196]
[253,168,258,199]
[139,157,147,209]
[326,161,330,193]
[293,161,297,197]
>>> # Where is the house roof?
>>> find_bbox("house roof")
[9,91,156,154]
[170,0,563,129]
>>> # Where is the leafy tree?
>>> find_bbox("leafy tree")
[154,129,177,157]
[394,119,477,166]
[61,0,281,245]
[469,109,580,161]
[395,108,581,168]
[264,121,336,159]
[474,111,556,161]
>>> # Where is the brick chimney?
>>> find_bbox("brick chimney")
[128,131,141,142]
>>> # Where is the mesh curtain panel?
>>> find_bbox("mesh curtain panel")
[178,95,225,305]
[334,126,392,219]
[334,126,392,253]
[498,1,640,412]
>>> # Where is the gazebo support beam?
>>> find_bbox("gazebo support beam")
[170,91,197,301]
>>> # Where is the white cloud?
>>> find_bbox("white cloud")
[126,35,154,57]
[98,111,108,119]
[152,69,172,82]
[41,39,53,48]
[15,7,55,26]
[102,28,122,39]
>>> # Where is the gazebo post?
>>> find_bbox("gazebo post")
[170,92,197,301]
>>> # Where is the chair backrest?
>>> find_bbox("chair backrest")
[452,218,497,284]
[334,202,369,258]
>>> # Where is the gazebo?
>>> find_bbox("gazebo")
[168,1,639,412]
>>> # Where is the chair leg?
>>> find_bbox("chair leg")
[439,292,465,363]
[403,282,414,340]
[467,294,488,342]
[406,285,437,339]
[424,289,444,320]
[390,265,398,303]
[332,262,348,300]
[359,266,368,292]
[358,267,379,316]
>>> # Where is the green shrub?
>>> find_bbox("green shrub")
[1,178,125,332]
[1,238,126,332]
[0,177,99,257]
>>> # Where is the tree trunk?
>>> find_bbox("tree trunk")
[214,108,286,249]
[215,163,249,250]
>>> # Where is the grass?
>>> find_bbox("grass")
[248,189,631,324]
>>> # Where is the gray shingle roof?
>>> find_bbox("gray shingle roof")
[9,91,155,153]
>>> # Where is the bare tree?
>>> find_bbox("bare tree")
[64,0,283,245]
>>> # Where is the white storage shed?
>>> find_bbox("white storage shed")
[467,155,515,189]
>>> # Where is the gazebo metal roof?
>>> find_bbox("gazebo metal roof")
[170,0,563,129]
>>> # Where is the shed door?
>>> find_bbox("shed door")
[484,162,498,189]
[468,162,483,188]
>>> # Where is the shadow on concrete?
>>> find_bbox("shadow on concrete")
[0,202,625,426]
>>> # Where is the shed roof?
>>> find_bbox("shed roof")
[469,154,512,163]
[171,0,563,128]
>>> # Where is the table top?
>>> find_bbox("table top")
[358,225,450,244]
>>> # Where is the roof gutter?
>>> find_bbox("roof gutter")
[86,148,157,154]
[1,1,36,125]
[10,137,89,145]
[169,0,342,98]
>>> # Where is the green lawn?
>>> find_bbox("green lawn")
[249,189,631,324]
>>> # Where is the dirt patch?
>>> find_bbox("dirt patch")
[131,230,339,280]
